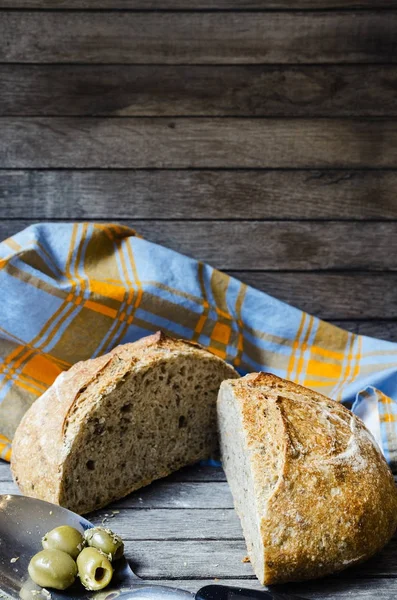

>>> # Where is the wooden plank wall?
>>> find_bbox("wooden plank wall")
[0,2,397,344]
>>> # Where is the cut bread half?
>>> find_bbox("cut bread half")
[12,332,238,514]
[217,372,397,585]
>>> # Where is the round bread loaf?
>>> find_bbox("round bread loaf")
[217,372,397,584]
[12,331,238,514]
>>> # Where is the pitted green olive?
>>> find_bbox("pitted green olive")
[77,547,113,591]
[42,525,84,559]
[28,549,77,590]
[84,526,124,561]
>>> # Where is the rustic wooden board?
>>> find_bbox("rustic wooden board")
[2,170,397,220]
[113,482,234,509]
[2,65,397,117]
[2,462,397,597]
[1,12,397,64]
[227,272,397,319]
[141,579,397,598]
[1,1,397,7]
[2,220,397,271]
[3,118,397,168]
[0,461,226,482]
[88,509,243,540]
[118,538,397,578]
[1,2,397,596]
[330,321,397,342]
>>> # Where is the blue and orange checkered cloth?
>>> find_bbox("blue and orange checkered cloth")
[1,223,397,470]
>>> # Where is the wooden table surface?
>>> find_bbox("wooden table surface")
[1,461,397,600]
[1,1,397,598]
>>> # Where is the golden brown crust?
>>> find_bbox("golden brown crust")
[224,372,397,584]
[11,352,113,502]
[11,332,236,506]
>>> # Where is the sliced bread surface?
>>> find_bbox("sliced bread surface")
[11,332,238,514]
[217,372,397,585]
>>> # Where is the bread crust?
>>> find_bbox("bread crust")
[11,331,237,509]
[220,372,397,584]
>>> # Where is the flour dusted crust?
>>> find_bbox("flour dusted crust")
[11,332,238,513]
[218,372,397,584]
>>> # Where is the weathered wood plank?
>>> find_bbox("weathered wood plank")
[0,458,226,483]
[231,272,397,319]
[112,482,233,509]
[2,220,397,271]
[146,579,397,598]
[1,12,397,64]
[126,539,253,578]
[71,221,397,270]
[278,578,397,600]
[124,539,397,578]
[2,65,397,117]
[0,471,233,507]
[331,320,397,342]
[168,465,226,482]
[0,460,227,481]
[0,461,12,480]
[1,1,396,8]
[2,170,397,220]
[1,193,397,315]
[89,508,242,539]
[3,118,397,169]
[3,466,397,581]
[0,480,19,494]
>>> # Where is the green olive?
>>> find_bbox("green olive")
[42,525,84,559]
[77,547,113,591]
[28,549,77,590]
[84,526,124,561]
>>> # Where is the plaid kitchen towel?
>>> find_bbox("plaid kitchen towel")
[1,223,397,470]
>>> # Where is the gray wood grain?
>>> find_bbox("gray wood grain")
[229,272,397,319]
[101,220,397,270]
[1,12,397,64]
[112,482,233,509]
[2,220,397,271]
[2,462,397,585]
[2,170,397,220]
[168,465,226,482]
[121,539,255,578]
[0,462,10,480]
[0,480,18,494]
[3,118,397,168]
[28,259,397,321]
[0,479,234,508]
[0,0,396,595]
[1,0,397,7]
[146,579,397,598]
[332,320,397,342]
[89,508,243,539]
[119,538,397,578]
[2,65,397,117]
[0,460,226,482]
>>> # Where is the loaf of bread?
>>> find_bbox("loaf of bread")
[217,372,397,585]
[12,332,238,514]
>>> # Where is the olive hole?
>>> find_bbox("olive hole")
[95,567,106,581]
[178,415,187,428]
[86,460,95,470]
